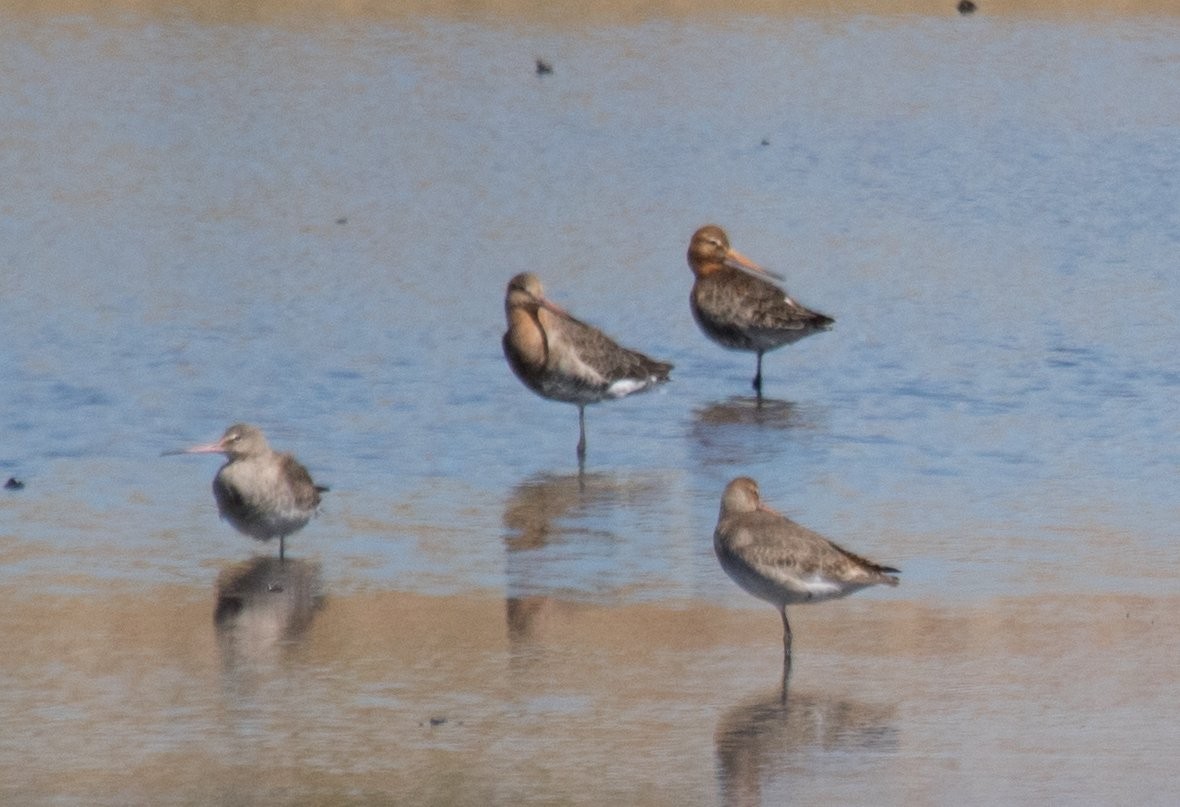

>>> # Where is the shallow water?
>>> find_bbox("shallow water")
[2,2,1178,804]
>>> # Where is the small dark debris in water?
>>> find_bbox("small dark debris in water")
[535,58,553,76]
[760,138,770,147]
[4,477,24,490]
[429,716,447,727]
[957,0,977,14]
[335,217,348,225]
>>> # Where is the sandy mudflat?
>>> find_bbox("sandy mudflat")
[2,581,1177,804]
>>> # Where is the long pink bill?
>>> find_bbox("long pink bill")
[160,441,225,457]
[724,247,786,283]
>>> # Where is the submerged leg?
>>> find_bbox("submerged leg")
[279,535,286,562]
[576,405,587,462]
[752,351,764,398]
[780,606,793,687]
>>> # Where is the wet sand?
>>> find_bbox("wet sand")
[2,580,1176,805]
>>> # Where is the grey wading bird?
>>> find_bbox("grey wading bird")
[713,477,899,681]
[167,423,327,560]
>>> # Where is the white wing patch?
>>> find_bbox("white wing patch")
[798,574,843,598]
[607,378,648,398]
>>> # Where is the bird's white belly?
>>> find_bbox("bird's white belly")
[722,559,854,606]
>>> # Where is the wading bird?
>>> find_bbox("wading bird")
[688,225,833,398]
[167,423,326,560]
[713,476,898,681]
[502,272,672,464]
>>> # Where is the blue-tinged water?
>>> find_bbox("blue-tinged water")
[1,11,1177,604]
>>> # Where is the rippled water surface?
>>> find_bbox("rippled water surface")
[2,3,1178,804]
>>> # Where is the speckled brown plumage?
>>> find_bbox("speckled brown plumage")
[502,273,672,461]
[688,225,833,396]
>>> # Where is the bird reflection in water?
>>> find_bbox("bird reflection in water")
[503,471,622,552]
[694,396,799,427]
[689,396,819,467]
[715,683,897,807]
[501,471,662,650]
[214,556,324,667]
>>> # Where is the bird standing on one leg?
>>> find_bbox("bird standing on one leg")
[167,423,326,561]
[502,272,672,464]
[713,477,899,683]
[687,225,833,399]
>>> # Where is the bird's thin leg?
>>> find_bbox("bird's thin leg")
[752,351,764,399]
[279,535,286,563]
[576,406,587,463]
[780,606,793,688]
